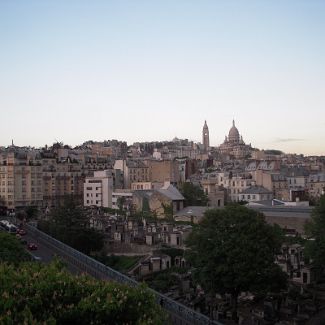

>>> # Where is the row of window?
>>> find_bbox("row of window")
[86,200,100,205]
[86,193,101,197]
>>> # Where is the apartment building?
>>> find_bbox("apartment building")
[42,154,84,207]
[84,170,113,208]
[201,177,225,207]
[147,159,179,184]
[253,170,289,201]
[209,172,253,202]
[307,173,325,199]
[114,160,150,188]
[0,151,43,210]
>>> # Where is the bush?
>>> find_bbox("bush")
[0,261,164,324]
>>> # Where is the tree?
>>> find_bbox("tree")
[180,182,208,206]
[142,197,150,214]
[0,261,164,324]
[117,196,127,216]
[186,205,287,320]
[38,197,104,255]
[25,206,39,220]
[162,202,173,220]
[304,195,325,271]
[0,232,30,264]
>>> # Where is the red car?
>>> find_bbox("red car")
[28,243,38,250]
[18,229,27,235]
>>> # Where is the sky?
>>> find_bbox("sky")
[0,0,324,155]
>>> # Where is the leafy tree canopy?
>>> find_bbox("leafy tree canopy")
[38,197,104,255]
[0,232,30,264]
[0,261,164,324]
[162,202,173,220]
[186,205,287,303]
[304,195,325,269]
[25,206,39,220]
[180,182,208,206]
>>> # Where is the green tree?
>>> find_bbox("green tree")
[0,261,164,324]
[304,195,325,271]
[180,182,208,206]
[38,197,104,255]
[117,196,127,216]
[142,197,150,214]
[25,206,39,220]
[186,205,287,320]
[162,202,173,219]
[0,232,30,264]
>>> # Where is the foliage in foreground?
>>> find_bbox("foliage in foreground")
[0,232,30,264]
[0,261,164,324]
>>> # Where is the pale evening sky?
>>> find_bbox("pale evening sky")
[0,0,324,155]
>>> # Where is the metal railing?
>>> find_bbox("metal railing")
[26,224,222,325]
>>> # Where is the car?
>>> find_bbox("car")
[28,243,38,250]
[18,229,26,235]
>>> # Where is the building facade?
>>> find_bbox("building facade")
[84,170,113,208]
[0,151,43,210]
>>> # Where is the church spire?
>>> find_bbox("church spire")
[202,120,209,153]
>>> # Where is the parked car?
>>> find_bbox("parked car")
[28,243,38,250]
[18,229,26,235]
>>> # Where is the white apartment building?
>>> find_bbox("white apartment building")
[84,170,113,208]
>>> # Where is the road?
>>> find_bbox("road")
[24,231,53,263]
[22,229,84,275]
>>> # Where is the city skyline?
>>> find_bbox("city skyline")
[1,1,324,155]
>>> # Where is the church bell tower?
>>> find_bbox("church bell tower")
[202,120,210,153]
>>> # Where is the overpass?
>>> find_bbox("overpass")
[26,224,222,325]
